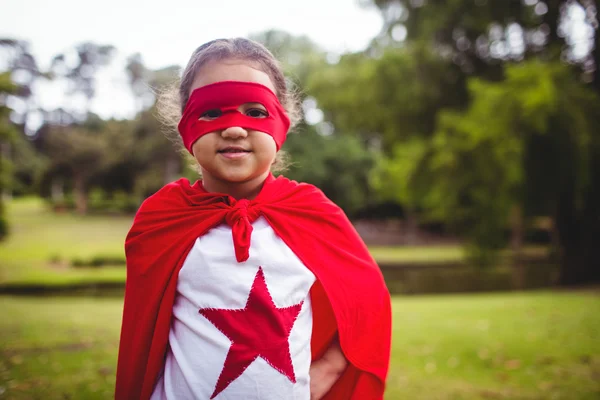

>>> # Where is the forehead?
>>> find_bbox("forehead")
[190,59,277,96]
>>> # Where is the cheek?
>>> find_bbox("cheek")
[191,135,215,162]
[253,132,277,158]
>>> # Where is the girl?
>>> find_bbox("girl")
[115,38,391,400]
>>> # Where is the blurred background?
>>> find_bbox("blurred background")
[1,0,599,399]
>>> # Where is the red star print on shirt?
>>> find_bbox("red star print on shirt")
[199,267,304,399]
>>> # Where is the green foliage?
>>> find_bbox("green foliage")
[250,30,326,88]
[425,60,600,265]
[283,127,377,214]
[0,214,8,240]
[83,188,137,214]
[371,137,429,208]
[366,0,571,77]
[71,254,126,268]
[0,72,19,241]
[44,125,109,177]
[308,45,465,147]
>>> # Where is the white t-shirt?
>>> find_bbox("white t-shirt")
[151,217,316,400]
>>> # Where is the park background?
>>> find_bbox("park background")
[1,0,599,399]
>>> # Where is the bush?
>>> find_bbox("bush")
[0,214,8,240]
[71,257,87,268]
[71,255,126,268]
[48,254,62,264]
[88,188,109,212]
[50,194,76,212]
[87,189,140,214]
[111,191,139,214]
[49,189,140,215]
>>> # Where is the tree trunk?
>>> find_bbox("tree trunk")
[591,0,600,95]
[555,157,600,285]
[404,209,419,245]
[51,178,64,202]
[1,142,11,201]
[73,172,88,215]
[558,228,599,285]
[510,204,525,290]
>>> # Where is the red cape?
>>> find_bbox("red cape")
[115,175,391,399]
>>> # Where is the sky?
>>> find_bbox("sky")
[1,0,383,121]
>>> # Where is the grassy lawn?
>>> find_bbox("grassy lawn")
[0,197,495,287]
[1,291,598,399]
[0,198,131,286]
[369,245,466,264]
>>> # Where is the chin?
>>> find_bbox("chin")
[217,171,262,183]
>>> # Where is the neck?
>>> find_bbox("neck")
[201,171,270,200]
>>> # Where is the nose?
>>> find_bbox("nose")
[221,126,248,139]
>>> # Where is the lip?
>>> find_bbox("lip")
[217,146,251,159]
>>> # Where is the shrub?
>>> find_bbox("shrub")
[71,255,126,268]
[71,258,87,268]
[0,215,8,240]
[111,191,139,214]
[88,188,109,212]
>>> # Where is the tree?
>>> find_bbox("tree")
[250,30,328,92]
[428,60,600,281]
[370,137,429,243]
[353,0,600,284]
[251,30,379,213]
[124,58,184,195]
[363,0,596,80]
[283,127,377,215]
[0,39,48,195]
[41,117,111,214]
[306,43,467,236]
[307,45,466,147]
[0,72,18,239]
[50,42,115,115]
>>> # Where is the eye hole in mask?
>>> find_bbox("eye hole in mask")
[198,102,269,121]
[245,107,269,118]
[199,109,222,120]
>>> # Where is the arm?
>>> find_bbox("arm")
[309,335,348,400]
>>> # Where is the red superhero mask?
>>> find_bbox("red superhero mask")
[178,81,291,153]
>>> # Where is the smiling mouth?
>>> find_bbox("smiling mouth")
[217,147,251,154]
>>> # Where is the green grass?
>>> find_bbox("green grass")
[0,198,472,287]
[0,198,548,288]
[0,198,131,285]
[0,296,122,400]
[370,245,466,263]
[370,245,549,264]
[387,290,600,399]
[0,291,598,399]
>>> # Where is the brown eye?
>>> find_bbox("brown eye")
[199,109,222,120]
[246,108,268,118]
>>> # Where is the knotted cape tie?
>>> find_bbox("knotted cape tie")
[225,198,261,262]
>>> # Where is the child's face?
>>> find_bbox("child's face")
[190,59,278,186]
